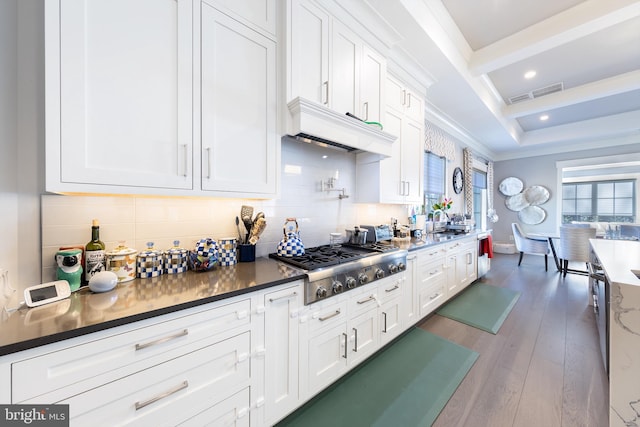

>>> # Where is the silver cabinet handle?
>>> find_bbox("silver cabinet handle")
[269,291,297,303]
[353,327,358,352]
[363,101,369,121]
[382,312,388,333]
[323,81,329,105]
[319,309,340,321]
[357,295,376,304]
[429,292,440,300]
[180,144,188,177]
[429,270,439,276]
[402,89,407,106]
[385,284,400,293]
[406,181,410,196]
[407,92,412,108]
[205,147,211,179]
[135,329,188,351]
[135,380,188,411]
[342,332,348,359]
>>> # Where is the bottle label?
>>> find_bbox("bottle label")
[85,250,106,282]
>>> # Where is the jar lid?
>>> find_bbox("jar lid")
[167,240,188,256]
[194,238,218,257]
[107,241,137,256]
[138,242,162,258]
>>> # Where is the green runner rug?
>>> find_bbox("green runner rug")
[437,283,520,334]
[276,328,478,427]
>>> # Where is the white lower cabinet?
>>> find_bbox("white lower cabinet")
[417,246,447,317]
[178,388,250,427]
[402,253,418,328]
[446,237,478,297]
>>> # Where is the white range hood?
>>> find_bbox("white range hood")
[287,97,397,157]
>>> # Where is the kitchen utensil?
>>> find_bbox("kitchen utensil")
[249,217,267,244]
[105,241,137,283]
[345,226,368,245]
[241,205,254,241]
[235,216,243,243]
[277,218,305,257]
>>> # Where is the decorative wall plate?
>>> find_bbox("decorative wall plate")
[523,185,550,205]
[505,193,529,211]
[498,177,524,196]
[518,206,546,224]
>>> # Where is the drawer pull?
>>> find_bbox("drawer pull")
[135,380,188,411]
[353,327,358,352]
[319,309,341,321]
[135,329,188,351]
[429,270,439,275]
[382,312,388,333]
[237,352,249,363]
[269,291,297,303]
[385,284,400,293]
[237,407,249,419]
[357,295,376,305]
[236,310,248,320]
[342,333,348,359]
[429,293,440,300]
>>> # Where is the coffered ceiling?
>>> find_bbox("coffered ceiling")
[362,0,640,160]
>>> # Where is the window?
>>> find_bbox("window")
[472,169,487,227]
[562,179,636,223]
[424,152,445,211]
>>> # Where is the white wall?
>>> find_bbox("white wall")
[0,0,19,305]
[493,143,640,243]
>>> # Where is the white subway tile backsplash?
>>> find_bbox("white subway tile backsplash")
[41,139,407,278]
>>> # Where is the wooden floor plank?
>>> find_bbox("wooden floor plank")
[419,253,609,427]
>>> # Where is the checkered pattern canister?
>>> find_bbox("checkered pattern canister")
[165,240,189,274]
[136,242,164,278]
[218,238,238,266]
[189,238,218,272]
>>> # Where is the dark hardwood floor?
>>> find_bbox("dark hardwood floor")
[420,253,609,427]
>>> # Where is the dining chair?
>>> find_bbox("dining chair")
[557,226,596,277]
[511,223,551,271]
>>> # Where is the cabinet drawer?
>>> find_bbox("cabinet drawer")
[178,387,250,427]
[13,299,251,403]
[348,286,379,316]
[62,332,251,426]
[418,279,446,317]
[377,276,403,304]
[419,246,446,265]
[306,299,348,333]
[418,260,444,284]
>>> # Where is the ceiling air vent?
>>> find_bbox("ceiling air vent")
[508,93,533,104]
[508,82,564,105]
[531,82,564,98]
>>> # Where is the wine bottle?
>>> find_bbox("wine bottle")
[84,219,106,284]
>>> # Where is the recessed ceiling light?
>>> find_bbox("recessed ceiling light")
[524,70,537,79]
[540,114,549,121]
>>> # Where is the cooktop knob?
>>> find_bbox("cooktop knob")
[332,281,344,294]
[375,268,385,279]
[397,262,406,271]
[388,264,398,274]
[316,287,327,298]
[345,276,357,289]
[358,273,369,285]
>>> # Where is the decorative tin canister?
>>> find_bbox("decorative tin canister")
[136,242,164,278]
[218,237,237,266]
[165,240,189,274]
[106,241,137,283]
[188,238,218,272]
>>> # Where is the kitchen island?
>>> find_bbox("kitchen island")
[590,239,640,427]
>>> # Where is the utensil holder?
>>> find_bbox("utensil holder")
[238,244,256,262]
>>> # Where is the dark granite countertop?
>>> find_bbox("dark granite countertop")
[0,257,306,356]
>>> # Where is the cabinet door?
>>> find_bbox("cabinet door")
[402,254,418,328]
[50,0,193,191]
[330,21,360,116]
[289,0,330,104]
[380,297,402,346]
[360,45,385,123]
[401,118,423,203]
[177,388,250,427]
[348,308,379,367]
[201,4,277,195]
[404,89,424,123]
[378,109,404,203]
[264,286,300,424]
[306,324,348,395]
[210,0,276,35]
[385,74,405,114]
[447,252,461,296]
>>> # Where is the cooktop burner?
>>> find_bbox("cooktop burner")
[269,245,371,270]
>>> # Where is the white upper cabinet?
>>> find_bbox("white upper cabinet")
[45,0,194,192]
[45,0,279,198]
[288,0,386,120]
[288,0,330,105]
[200,3,277,195]
[386,73,424,122]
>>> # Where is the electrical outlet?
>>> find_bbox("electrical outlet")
[509,236,514,241]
